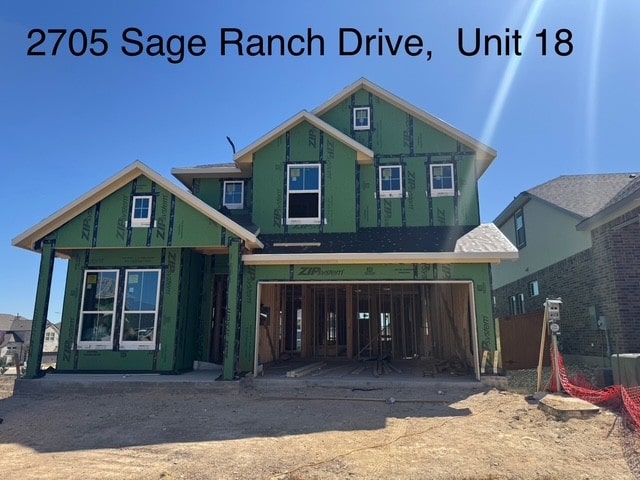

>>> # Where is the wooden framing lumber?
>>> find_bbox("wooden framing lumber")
[286,362,326,378]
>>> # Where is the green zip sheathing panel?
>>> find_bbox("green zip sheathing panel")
[192,177,254,215]
[223,241,242,379]
[197,255,216,362]
[50,176,227,250]
[318,88,480,229]
[174,249,206,371]
[193,178,223,209]
[235,263,495,373]
[55,247,185,372]
[252,121,357,235]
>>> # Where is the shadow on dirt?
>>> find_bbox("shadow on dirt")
[0,367,489,453]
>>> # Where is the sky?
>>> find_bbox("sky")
[1,0,639,323]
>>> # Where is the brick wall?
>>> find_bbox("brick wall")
[493,206,640,358]
[493,248,608,357]
[591,206,640,354]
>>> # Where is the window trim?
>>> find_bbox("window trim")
[353,107,371,131]
[429,163,455,197]
[378,165,403,198]
[131,195,153,228]
[528,280,540,297]
[77,269,119,350]
[509,293,525,316]
[223,180,244,209]
[286,163,321,225]
[515,208,526,248]
[119,269,162,350]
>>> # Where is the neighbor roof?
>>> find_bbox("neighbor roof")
[577,174,640,230]
[494,173,637,226]
[12,161,264,252]
[0,314,32,332]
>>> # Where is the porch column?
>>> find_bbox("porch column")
[222,239,242,380]
[24,240,56,379]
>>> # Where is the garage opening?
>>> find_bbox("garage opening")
[255,282,477,375]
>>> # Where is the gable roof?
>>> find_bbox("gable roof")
[233,111,374,166]
[577,174,640,230]
[12,161,264,252]
[494,173,637,226]
[313,78,497,178]
[0,314,32,332]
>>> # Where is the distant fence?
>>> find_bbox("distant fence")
[499,311,550,370]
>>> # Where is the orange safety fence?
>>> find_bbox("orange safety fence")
[551,349,640,430]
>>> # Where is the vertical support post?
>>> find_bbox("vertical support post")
[536,307,548,392]
[222,240,242,380]
[24,240,56,379]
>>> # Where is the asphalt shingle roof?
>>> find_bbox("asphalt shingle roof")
[0,314,32,332]
[528,174,638,218]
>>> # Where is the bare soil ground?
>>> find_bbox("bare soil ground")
[0,373,638,480]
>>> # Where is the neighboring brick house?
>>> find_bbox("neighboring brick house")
[493,173,640,360]
[14,78,517,380]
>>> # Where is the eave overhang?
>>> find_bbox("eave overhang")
[172,165,252,189]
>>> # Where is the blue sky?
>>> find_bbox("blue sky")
[1,1,639,323]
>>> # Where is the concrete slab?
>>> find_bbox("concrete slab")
[12,369,241,396]
[536,393,600,420]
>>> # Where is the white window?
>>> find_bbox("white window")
[223,181,244,209]
[131,195,152,227]
[286,164,321,225]
[509,293,525,316]
[120,269,161,350]
[430,164,455,197]
[78,270,119,350]
[353,107,371,130]
[379,165,403,198]
[529,280,540,297]
[45,331,56,342]
[515,208,526,248]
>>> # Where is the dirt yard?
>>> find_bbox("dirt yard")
[0,375,638,480]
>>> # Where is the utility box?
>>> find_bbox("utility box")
[612,354,640,387]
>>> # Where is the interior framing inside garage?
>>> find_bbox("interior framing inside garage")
[254,281,480,379]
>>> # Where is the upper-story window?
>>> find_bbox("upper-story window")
[430,164,455,197]
[223,181,244,209]
[131,195,152,227]
[353,107,371,131]
[287,164,321,224]
[379,165,403,198]
[515,208,526,248]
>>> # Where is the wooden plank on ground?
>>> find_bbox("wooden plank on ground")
[286,362,326,378]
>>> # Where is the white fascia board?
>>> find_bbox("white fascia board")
[234,111,374,165]
[172,165,252,188]
[13,161,263,252]
[242,251,519,266]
